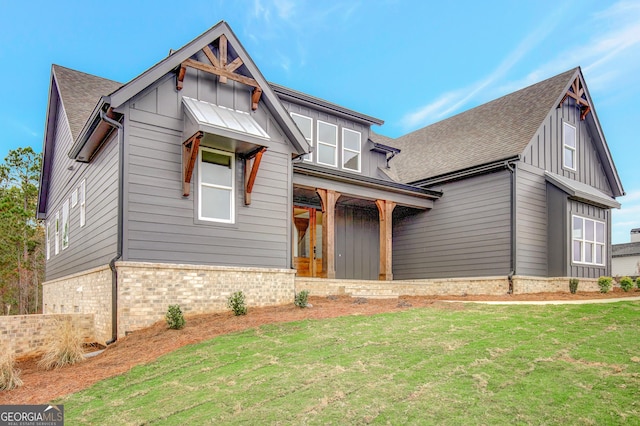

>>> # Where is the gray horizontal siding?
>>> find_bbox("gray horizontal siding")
[393,170,512,279]
[123,70,295,268]
[515,165,547,276]
[46,97,118,280]
[523,99,613,195]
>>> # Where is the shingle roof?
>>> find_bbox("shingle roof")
[52,65,123,141]
[392,68,578,184]
[612,242,640,257]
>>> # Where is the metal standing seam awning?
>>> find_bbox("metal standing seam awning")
[181,97,271,202]
[545,171,621,209]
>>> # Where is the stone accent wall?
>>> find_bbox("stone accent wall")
[42,265,112,343]
[296,276,602,298]
[116,262,296,337]
[0,314,95,358]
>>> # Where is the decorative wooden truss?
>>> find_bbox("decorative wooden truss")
[176,35,263,110]
[243,147,267,205]
[559,76,591,120]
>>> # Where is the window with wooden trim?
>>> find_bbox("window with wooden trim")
[54,211,60,255]
[291,113,313,162]
[317,121,338,167]
[79,180,86,227]
[342,128,361,172]
[572,215,605,266]
[198,147,235,223]
[62,199,70,250]
[563,122,576,171]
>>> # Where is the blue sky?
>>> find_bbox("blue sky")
[0,0,638,243]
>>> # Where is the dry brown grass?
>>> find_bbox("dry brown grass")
[0,351,23,390]
[38,319,85,370]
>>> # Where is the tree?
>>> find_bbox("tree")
[0,147,43,314]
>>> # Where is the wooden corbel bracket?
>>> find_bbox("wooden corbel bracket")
[182,131,203,196]
[244,147,267,205]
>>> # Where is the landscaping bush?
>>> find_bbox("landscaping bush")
[0,351,22,390]
[620,277,633,292]
[294,290,309,308]
[38,319,85,370]
[597,276,612,294]
[637,277,640,290]
[569,278,579,294]
[166,305,186,329]
[227,291,247,316]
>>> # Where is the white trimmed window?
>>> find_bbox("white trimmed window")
[291,113,313,162]
[80,180,86,227]
[46,221,50,260]
[317,121,338,167]
[71,188,78,207]
[572,215,605,265]
[563,122,576,171]
[54,211,60,255]
[198,147,235,223]
[62,199,70,249]
[342,128,361,172]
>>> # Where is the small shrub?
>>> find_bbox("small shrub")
[0,352,23,390]
[227,291,247,316]
[597,276,612,294]
[166,304,186,329]
[636,277,640,290]
[569,278,579,294]
[38,319,85,370]
[294,290,309,308]
[620,276,633,292]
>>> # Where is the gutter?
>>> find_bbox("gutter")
[100,107,124,345]
[410,156,521,187]
[505,161,516,294]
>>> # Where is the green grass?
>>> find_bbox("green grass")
[58,302,640,425]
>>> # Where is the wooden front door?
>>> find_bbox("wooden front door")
[293,207,323,277]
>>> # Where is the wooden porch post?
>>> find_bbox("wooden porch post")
[317,189,340,279]
[376,199,396,281]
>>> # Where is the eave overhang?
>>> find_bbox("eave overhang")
[68,96,122,162]
[545,171,621,209]
[408,155,520,187]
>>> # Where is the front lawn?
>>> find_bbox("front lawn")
[58,301,640,424]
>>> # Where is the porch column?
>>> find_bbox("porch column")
[376,199,396,281]
[316,189,340,279]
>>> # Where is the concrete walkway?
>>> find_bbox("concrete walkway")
[442,296,640,305]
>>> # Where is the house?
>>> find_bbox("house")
[37,21,623,343]
[612,229,640,277]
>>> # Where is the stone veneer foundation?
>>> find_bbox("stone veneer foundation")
[43,262,297,343]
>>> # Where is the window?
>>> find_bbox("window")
[198,148,234,223]
[71,188,78,207]
[342,128,361,172]
[563,122,576,171]
[80,180,86,227]
[62,199,70,249]
[46,221,50,260]
[572,215,605,265]
[317,121,338,167]
[291,113,313,162]
[54,211,60,255]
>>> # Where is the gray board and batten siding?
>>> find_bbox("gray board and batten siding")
[336,204,380,280]
[44,94,119,281]
[122,67,296,269]
[392,170,512,279]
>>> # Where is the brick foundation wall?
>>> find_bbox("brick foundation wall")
[42,265,112,343]
[0,314,95,358]
[296,276,602,298]
[116,262,296,337]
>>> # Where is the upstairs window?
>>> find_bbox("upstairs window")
[317,121,338,167]
[62,199,69,249]
[291,113,313,162]
[54,211,60,255]
[199,148,235,223]
[563,122,576,171]
[572,215,605,266]
[342,128,361,172]
[80,180,86,227]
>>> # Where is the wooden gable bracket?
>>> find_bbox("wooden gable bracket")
[176,34,263,110]
[559,76,591,120]
[243,147,267,205]
[182,131,203,197]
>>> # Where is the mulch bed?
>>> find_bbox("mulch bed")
[2,289,639,405]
